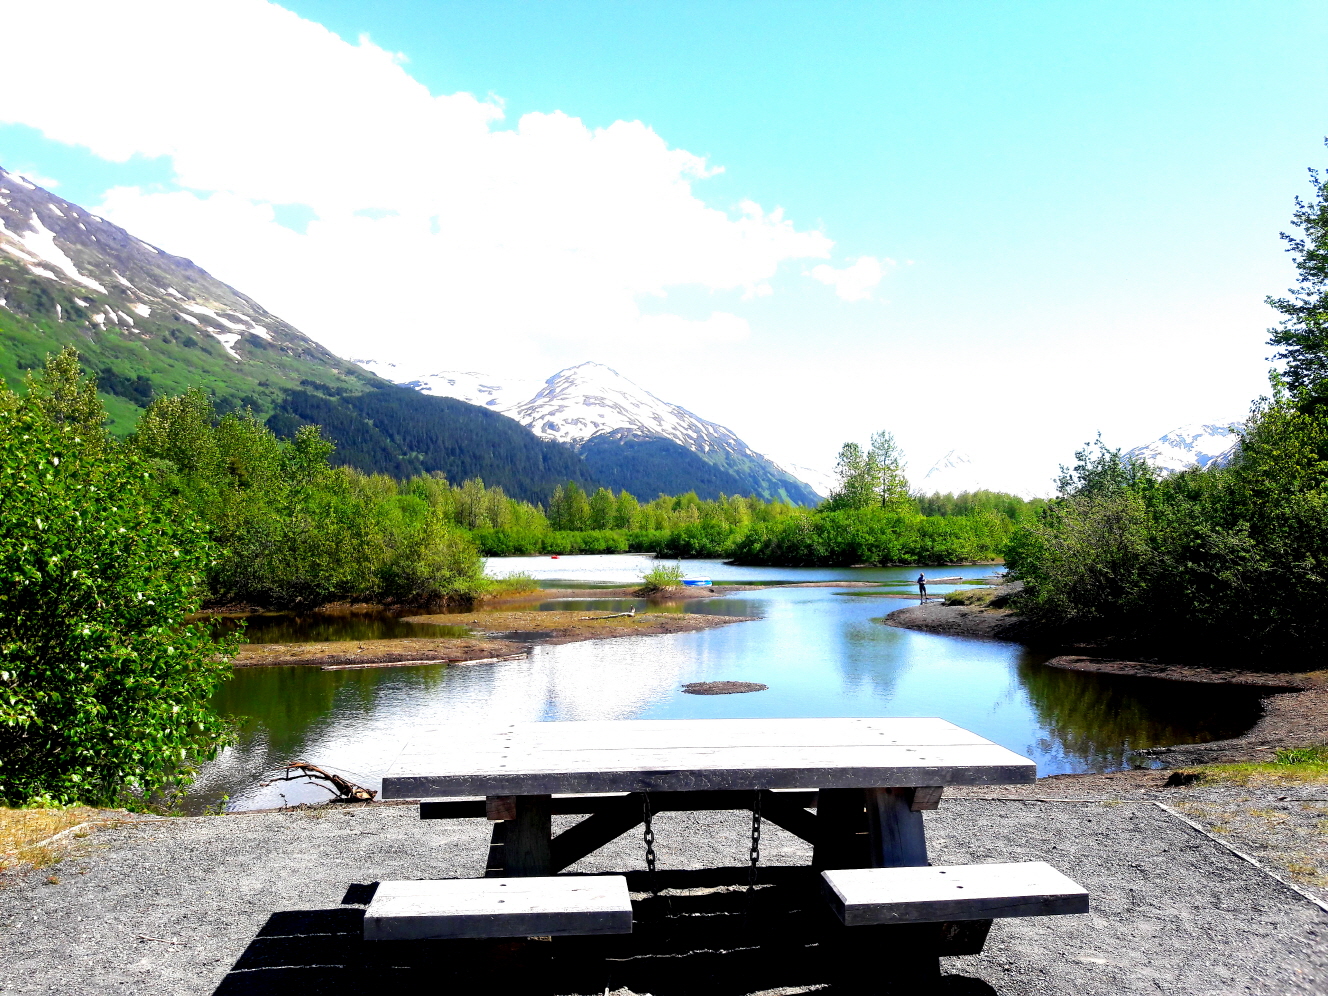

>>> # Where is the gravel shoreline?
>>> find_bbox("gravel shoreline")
[7,794,1327,995]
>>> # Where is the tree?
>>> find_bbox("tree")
[587,487,615,530]
[0,354,235,805]
[613,490,640,530]
[1268,145,1328,393]
[559,481,590,531]
[869,431,912,510]
[824,442,881,510]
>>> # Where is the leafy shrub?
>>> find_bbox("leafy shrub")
[1275,746,1328,765]
[1006,399,1328,661]
[488,571,540,596]
[0,353,235,805]
[639,561,686,592]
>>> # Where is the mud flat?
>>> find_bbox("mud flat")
[403,608,757,646]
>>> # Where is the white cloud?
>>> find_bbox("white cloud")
[809,255,890,301]
[637,311,751,343]
[0,0,836,368]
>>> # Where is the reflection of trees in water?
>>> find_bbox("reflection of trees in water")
[833,619,909,701]
[211,663,455,760]
[1016,659,1266,770]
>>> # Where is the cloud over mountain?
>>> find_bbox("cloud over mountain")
[2,1,834,371]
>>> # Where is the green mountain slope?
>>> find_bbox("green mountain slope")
[0,166,599,501]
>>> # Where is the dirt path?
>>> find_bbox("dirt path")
[7,792,1326,994]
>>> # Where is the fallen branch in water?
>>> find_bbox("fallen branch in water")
[262,762,377,802]
[579,609,637,620]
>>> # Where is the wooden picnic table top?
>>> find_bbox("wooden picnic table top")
[380,717,1035,800]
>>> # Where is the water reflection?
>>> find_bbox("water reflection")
[1016,661,1268,770]
[212,612,467,643]
[188,557,1269,813]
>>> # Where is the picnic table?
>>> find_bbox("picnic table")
[381,717,1035,874]
[371,717,1086,964]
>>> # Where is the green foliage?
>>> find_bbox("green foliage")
[639,561,686,592]
[731,506,1013,566]
[1267,144,1328,392]
[915,489,1043,521]
[0,351,235,806]
[823,431,913,512]
[131,390,487,607]
[487,571,541,597]
[1006,389,1328,661]
[1276,746,1328,765]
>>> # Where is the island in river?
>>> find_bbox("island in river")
[229,588,770,668]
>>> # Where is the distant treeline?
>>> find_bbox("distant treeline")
[460,478,1038,565]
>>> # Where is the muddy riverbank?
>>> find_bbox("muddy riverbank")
[884,587,1328,767]
[232,609,757,667]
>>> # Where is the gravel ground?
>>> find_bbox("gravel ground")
[3,797,1327,996]
[954,771,1328,907]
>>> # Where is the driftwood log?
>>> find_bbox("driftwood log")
[263,761,377,801]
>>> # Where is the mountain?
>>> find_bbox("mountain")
[355,361,542,413]
[1126,422,1241,475]
[363,360,821,504]
[916,450,985,495]
[0,166,598,502]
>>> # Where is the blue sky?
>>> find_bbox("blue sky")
[3,1,1326,492]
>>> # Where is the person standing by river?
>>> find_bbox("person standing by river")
[917,573,927,602]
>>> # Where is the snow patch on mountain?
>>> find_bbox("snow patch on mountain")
[1126,422,1242,474]
[355,361,541,412]
[916,450,988,495]
[765,456,836,499]
[0,210,107,293]
[359,359,822,500]
[509,363,750,457]
[0,165,330,365]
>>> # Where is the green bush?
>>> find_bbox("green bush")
[639,561,685,592]
[133,390,486,607]
[0,354,235,805]
[487,571,540,596]
[1006,399,1328,661]
[730,507,1011,566]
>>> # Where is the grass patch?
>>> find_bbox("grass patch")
[943,587,1001,607]
[1170,746,1328,786]
[486,571,541,597]
[0,806,105,871]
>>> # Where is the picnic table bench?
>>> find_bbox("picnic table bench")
[369,717,1087,969]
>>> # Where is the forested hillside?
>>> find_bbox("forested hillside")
[0,168,602,501]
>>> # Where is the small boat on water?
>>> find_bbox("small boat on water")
[682,577,713,587]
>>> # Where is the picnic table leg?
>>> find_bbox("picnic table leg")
[812,788,869,870]
[864,788,928,868]
[505,794,552,877]
[824,789,940,989]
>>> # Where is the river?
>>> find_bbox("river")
[185,556,1265,812]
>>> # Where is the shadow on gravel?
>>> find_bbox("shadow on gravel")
[212,869,999,996]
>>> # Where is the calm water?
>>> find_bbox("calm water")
[186,556,1266,813]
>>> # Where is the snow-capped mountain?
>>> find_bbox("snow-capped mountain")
[354,360,541,413]
[510,362,744,452]
[765,455,837,500]
[1126,422,1241,474]
[361,360,821,504]
[916,450,986,495]
[0,166,335,366]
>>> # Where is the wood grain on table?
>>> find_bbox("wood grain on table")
[381,717,1035,799]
